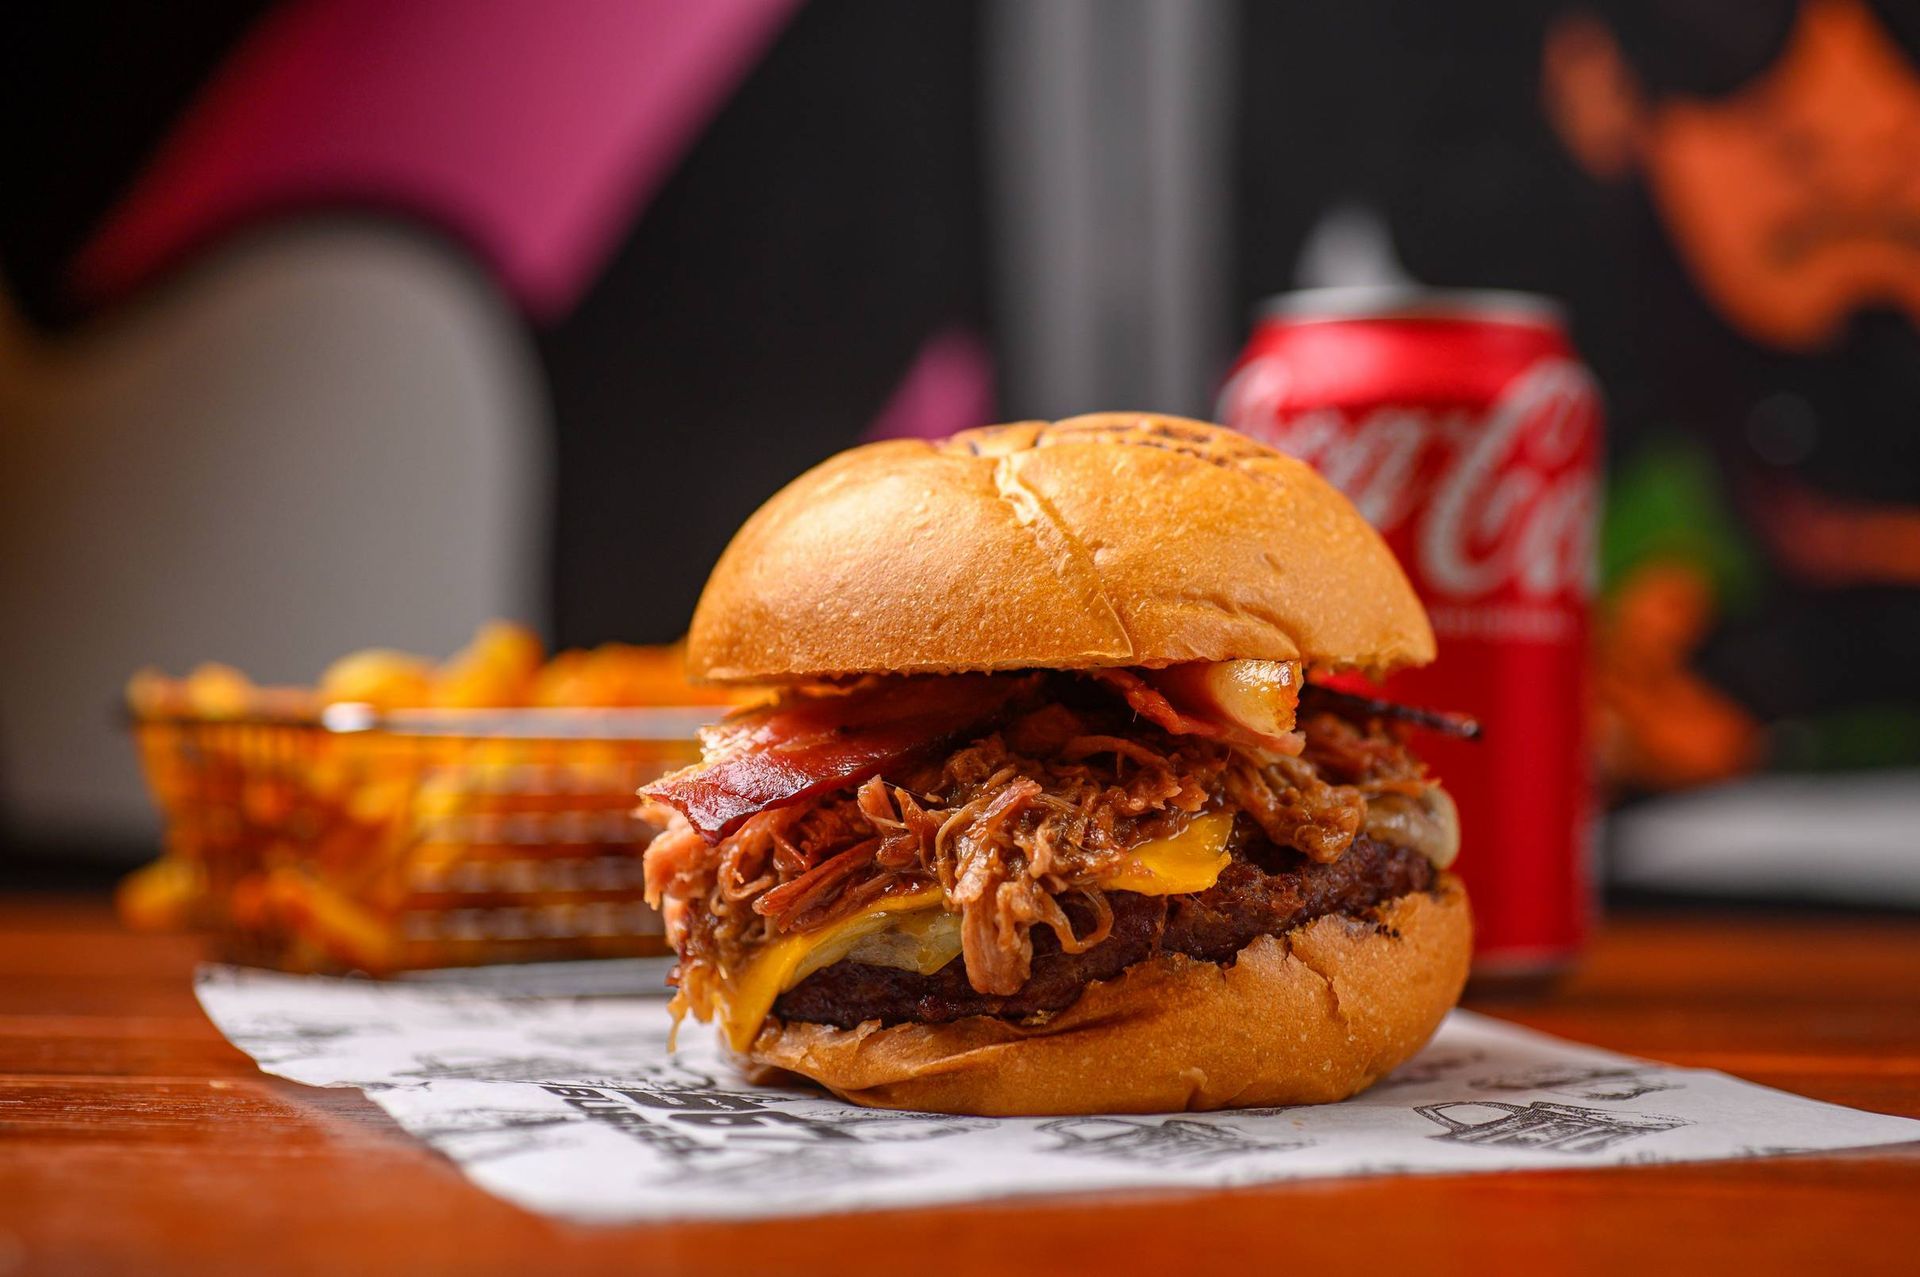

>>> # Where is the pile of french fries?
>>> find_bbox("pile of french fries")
[121,623,741,974]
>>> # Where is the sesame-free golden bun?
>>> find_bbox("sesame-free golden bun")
[748,873,1471,1116]
[687,414,1435,683]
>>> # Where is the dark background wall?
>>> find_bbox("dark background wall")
[3,0,1917,888]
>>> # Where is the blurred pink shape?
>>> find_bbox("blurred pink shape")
[862,329,998,443]
[73,0,798,317]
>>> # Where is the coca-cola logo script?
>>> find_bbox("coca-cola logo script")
[1220,357,1600,609]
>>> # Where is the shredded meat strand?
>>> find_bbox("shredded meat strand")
[642,676,1437,1020]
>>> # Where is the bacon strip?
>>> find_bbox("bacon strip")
[643,674,1036,841]
[1087,665,1303,754]
[1087,668,1221,737]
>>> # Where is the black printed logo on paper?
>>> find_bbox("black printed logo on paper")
[1038,1117,1310,1168]
[390,1051,718,1092]
[408,1106,596,1165]
[537,1083,986,1173]
[1364,1048,1489,1092]
[1416,1101,1689,1154]
[1468,1065,1681,1103]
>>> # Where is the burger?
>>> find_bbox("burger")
[641,413,1471,1115]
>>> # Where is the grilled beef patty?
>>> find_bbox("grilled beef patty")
[772,834,1437,1028]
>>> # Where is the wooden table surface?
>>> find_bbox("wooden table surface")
[3,894,1918,1276]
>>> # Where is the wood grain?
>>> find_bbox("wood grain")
[2,895,1916,1277]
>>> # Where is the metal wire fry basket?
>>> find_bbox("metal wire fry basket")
[123,705,713,974]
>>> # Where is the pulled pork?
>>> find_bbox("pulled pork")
[644,678,1437,1012]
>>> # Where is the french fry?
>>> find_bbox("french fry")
[122,620,717,971]
[182,663,256,717]
[317,648,435,708]
[115,858,200,931]
[433,620,544,708]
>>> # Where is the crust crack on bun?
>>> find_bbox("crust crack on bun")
[747,875,1471,1117]
[687,413,1435,683]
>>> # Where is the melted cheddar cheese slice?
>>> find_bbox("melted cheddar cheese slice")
[712,811,1236,1051]
[713,885,944,1051]
[1099,810,1235,895]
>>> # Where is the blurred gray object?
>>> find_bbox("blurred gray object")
[0,222,546,853]
[987,0,1236,421]
[1610,771,1920,908]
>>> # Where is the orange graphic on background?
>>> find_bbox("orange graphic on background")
[1764,479,1920,585]
[1546,2,1920,790]
[1594,561,1764,791]
[1547,0,1920,352]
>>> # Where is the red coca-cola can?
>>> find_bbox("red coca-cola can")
[1220,287,1602,977]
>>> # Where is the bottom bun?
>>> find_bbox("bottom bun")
[746,872,1471,1116]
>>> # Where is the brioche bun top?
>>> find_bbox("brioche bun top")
[687,413,1434,683]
